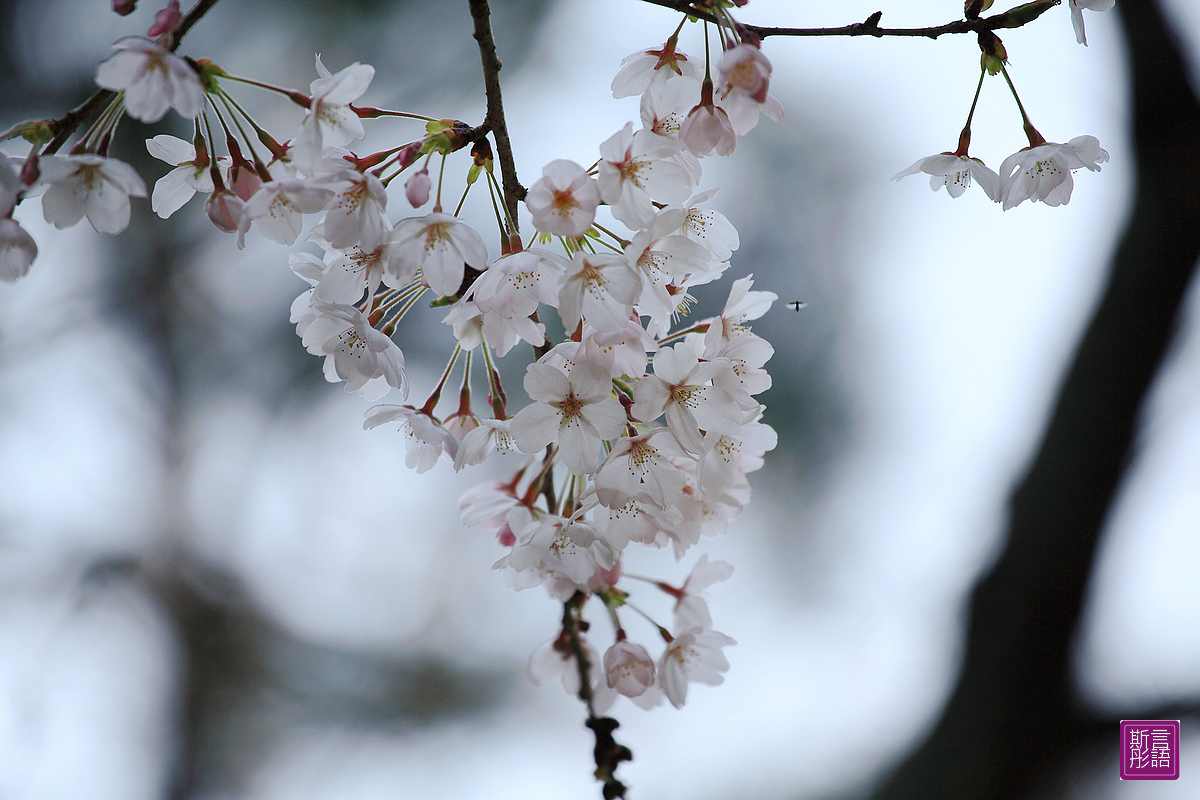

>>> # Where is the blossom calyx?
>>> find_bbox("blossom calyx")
[978,31,1007,75]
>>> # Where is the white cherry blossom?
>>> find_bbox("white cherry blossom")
[242,179,333,245]
[458,481,519,536]
[631,345,743,455]
[594,428,688,511]
[583,320,658,380]
[0,156,21,214]
[680,101,738,157]
[598,122,693,230]
[706,332,774,407]
[604,640,656,698]
[318,168,390,251]
[145,134,218,218]
[659,627,736,708]
[504,510,616,592]
[389,212,488,297]
[364,404,457,473]
[611,41,703,99]
[528,632,616,713]
[672,555,734,630]
[291,55,374,172]
[469,248,566,319]
[1070,0,1115,46]
[95,36,204,122]
[639,75,700,139]
[704,274,777,348]
[625,207,712,328]
[443,298,545,357]
[586,491,680,554]
[453,418,516,470]
[892,152,1001,201]
[698,417,777,499]
[999,135,1108,210]
[0,158,35,283]
[525,159,600,237]
[301,301,407,398]
[204,189,246,235]
[558,251,642,334]
[675,190,739,262]
[510,361,626,475]
[38,154,147,234]
[714,44,784,136]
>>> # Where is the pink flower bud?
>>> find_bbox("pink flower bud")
[229,165,262,202]
[405,168,431,207]
[112,0,137,15]
[148,0,182,37]
[397,141,423,170]
[205,190,245,233]
[19,153,40,188]
[589,561,622,593]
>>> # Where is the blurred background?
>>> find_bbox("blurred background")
[1,0,1198,798]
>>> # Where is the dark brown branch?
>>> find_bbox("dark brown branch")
[468,0,524,239]
[562,592,632,800]
[636,0,1060,40]
[42,0,224,155]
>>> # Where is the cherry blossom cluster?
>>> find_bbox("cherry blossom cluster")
[394,26,787,711]
[277,15,787,713]
[1,1,786,710]
[893,0,1113,207]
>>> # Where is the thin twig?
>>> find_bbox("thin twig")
[43,0,224,155]
[636,0,1060,40]
[467,0,524,238]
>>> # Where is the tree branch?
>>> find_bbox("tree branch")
[562,592,633,800]
[468,0,524,240]
[42,0,224,155]
[636,0,1060,40]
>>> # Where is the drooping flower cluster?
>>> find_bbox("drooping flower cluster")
[153,24,782,711]
[893,6,1111,208]
[893,135,1109,208]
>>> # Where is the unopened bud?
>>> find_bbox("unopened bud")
[112,0,137,15]
[147,0,182,37]
[19,153,40,187]
[405,168,431,207]
[205,190,245,233]
[229,164,262,202]
[397,141,423,170]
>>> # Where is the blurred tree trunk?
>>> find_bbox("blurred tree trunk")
[869,2,1200,799]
